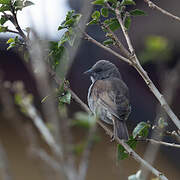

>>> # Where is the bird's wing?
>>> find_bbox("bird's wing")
[92,78,131,121]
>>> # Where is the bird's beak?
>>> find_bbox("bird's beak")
[83,68,93,76]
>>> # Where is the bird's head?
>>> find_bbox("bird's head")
[84,60,121,82]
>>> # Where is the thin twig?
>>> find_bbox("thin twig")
[83,32,132,65]
[144,0,180,22]
[139,138,180,148]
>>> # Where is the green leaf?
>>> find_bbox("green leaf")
[103,38,114,46]
[117,136,137,161]
[127,136,137,150]
[101,8,109,17]
[24,0,34,7]
[117,144,128,160]
[0,5,11,11]
[130,9,146,16]
[14,0,24,10]
[133,122,150,138]
[124,15,131,29]
[86,19,98,26]
[7,42,16,50]
[121,0,136,6]
[59,90,71,104]
[108,0,117,4]
[0,0,11,5]
[0,25,7,32]
[0,15,8,25]
[92,0,105,5]
[104,18,120,31]
[6,38,15,44]
[92,10,100,20]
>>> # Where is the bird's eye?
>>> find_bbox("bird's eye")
[95,68,102,73]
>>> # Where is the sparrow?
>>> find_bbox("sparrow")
[84,60,131,140]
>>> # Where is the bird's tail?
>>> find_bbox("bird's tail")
[114,119,129,141]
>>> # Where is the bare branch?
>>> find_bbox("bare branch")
[144,0,180,22]
[83,32,132,65]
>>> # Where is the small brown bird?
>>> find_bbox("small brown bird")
[84,60,131,140]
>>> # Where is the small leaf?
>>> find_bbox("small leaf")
[121,0,136,6]
[24,0,34,7]
[0,5,10,11]
[0,16,8,25]
[104,18,120,31]
[127,136,137,150]
[59,90,71,104]
[7,42,16,50]
[0,25,7,32]
[117,144,128,160]
[124,15,131,29]
[0,0,11,5]
[130,9,146,16]
[92,0,105,5]
[92,10,100,20]
[108,0,117,4]
[133,122,150,138]
[101,8,109,17]
[103,38,114,46]
[6,38,15,44]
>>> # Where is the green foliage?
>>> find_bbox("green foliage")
[117,136,137,160]
[103,38,114,46]
[0,25,7,32]
[57,80,71,105]
[89,0,145,33]
[121,0,136,6]
[124,15,131,29]
[58,10,81,30]
[133,122,150,139]
[128,170,143,180]
[72,112,96,129]
[49,42,66,70]
[101,8,109,17]
[6,36,21,50]
[130,9,146,16]
[92,0,106,6]
[0,15,8,25]
[139,35,172,64]
[13,0,34,11]
[0,0,11,5]
[104,18,120,31]
[0,4,11,11]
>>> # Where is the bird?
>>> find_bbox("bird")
[84,60,131,141]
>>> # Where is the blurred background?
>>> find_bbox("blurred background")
[0,0,180,179]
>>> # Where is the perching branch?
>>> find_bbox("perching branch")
[144,0,180,22]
